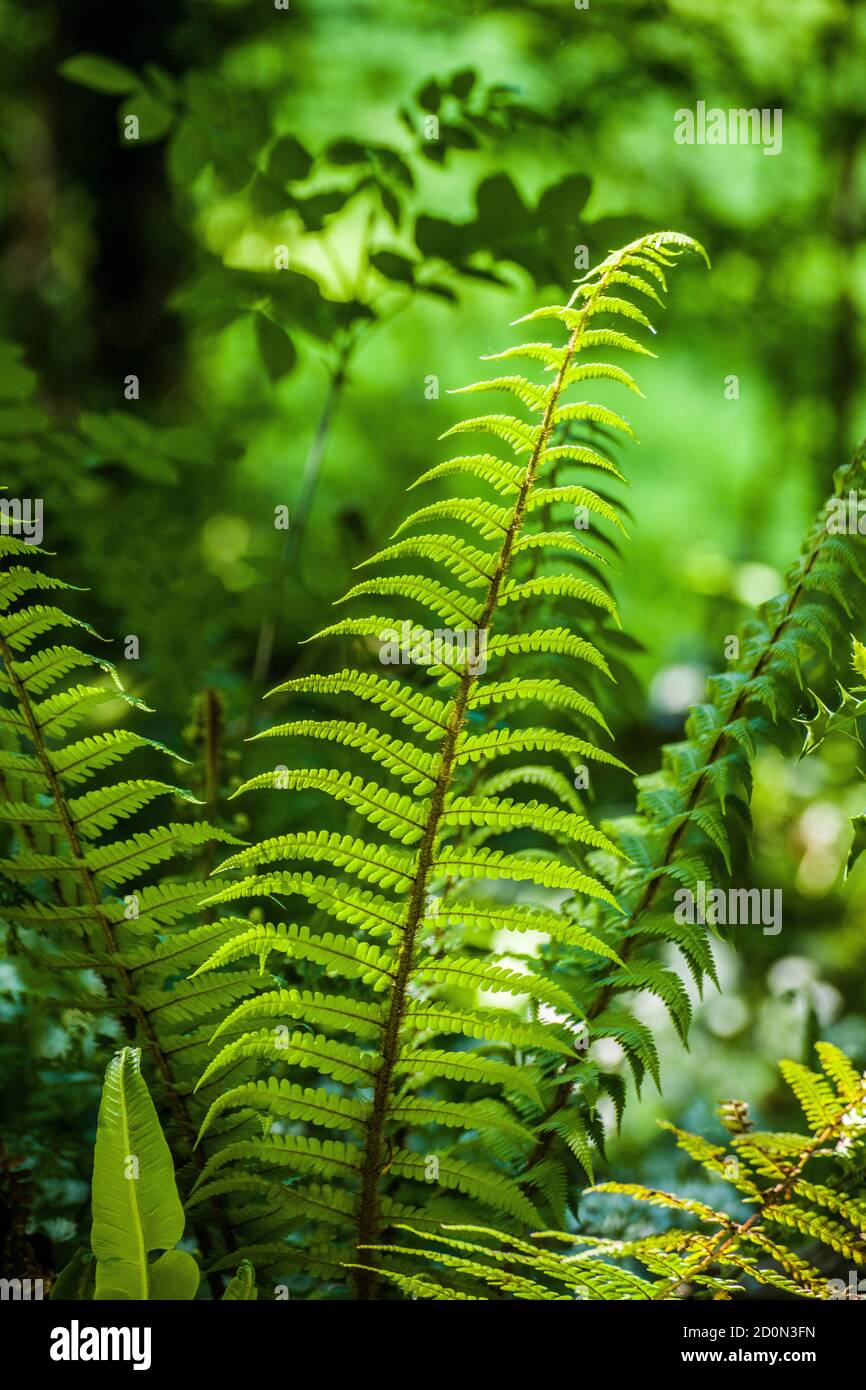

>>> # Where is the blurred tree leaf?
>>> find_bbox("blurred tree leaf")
[142,65,176,106]
[212,146,254,194]
[60,53,138,95]
[536,173,592,237]
[255,314,297,381]
[268,269,343,339]
[378,182,401,225]
[184,71,225,120]
[249,172,292,217]
[326,138,369,166]
[417,79,442,112]
[0,341,38,400]
[0,402,50,435]
[415,170,592,286]
[437,122,478,150]
[119,87,174,144]
[296,189,348,231]
[846,814,866,879]
[450,68,477,98]
[417,282,458,302]
[79,412,213,483]
[370,251,416,283]
[475,172,530,236]
[167,120,212,184]
[268,135,314,183]
[452,263,507,286]
[371,147,413,190]
[415,213,472,260]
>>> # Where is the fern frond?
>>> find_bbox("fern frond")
[197,230,706,1295]
[527,438,866,1192]
[382,1043,865,1299]
[0,545,257,1284]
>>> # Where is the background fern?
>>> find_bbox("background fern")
[522,442,866,1194]
[0,536,268,1277]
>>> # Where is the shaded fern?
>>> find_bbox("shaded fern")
[0,536,259,1278]
[523,440,866,1185]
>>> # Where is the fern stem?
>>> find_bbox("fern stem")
[429,452,576,915]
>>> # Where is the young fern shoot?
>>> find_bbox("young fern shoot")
[194,231,708,1298]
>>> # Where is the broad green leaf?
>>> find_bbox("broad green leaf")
[148,1249,201,1301]
[91,1047,199,1301]
[255,314,297,381]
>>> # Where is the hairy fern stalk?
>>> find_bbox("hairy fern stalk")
[194,231,707,1296]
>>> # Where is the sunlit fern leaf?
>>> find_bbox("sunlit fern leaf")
[778,1058,841,1130]
[249,719,439,791]
[379,1044,866,1299]
[198,230,707,1296]
[202,877,409,941]
[408,453,527,496]
[265,671,450,738]
[214,830,417,889]
[357,534,497,587]
[814,1039,863,1102]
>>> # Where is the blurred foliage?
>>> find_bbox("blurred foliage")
[1,0,865,1288]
